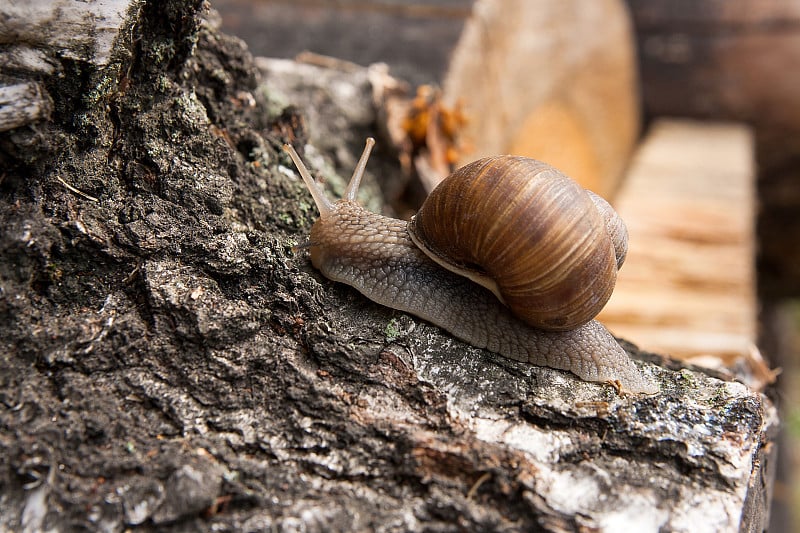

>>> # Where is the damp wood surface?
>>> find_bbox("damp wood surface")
[599,119,758,367]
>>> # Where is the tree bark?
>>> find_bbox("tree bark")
[0,2,777,532]
[0,0,138,132]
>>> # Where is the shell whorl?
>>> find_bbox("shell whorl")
[587,190,628,270]
[408,156,623,331]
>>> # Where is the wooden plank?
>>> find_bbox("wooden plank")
[211,0,471,88]
[598,119,757,366]
[626,0,800,130]
[625,0,800,299]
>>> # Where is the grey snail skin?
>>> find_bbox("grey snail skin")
[284,138,658,395]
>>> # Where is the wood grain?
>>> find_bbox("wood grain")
[599,119,758,366]
[442,0,640,198]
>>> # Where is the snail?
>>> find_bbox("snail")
[284,138,657,394]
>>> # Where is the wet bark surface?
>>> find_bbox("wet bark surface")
[0,2,777,531]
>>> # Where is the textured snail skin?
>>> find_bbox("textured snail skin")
[284,141,658,395]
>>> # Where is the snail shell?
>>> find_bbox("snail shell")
[408,156,627,331]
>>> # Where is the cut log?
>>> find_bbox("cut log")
[442,0,640,198]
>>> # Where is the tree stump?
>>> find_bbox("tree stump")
[0,2,777,531]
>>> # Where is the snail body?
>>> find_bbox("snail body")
[284,139,657,394]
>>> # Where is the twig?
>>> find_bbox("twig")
[57,176,99,202]
[466,472,491,500]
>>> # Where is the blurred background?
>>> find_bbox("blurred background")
[212,1,800,530]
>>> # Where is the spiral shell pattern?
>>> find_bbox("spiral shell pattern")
[408,156,624,331]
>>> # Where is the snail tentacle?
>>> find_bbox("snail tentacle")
[284,143,334,217]
[344,137,375,201]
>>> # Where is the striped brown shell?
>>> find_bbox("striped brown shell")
[407,156,627,331]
